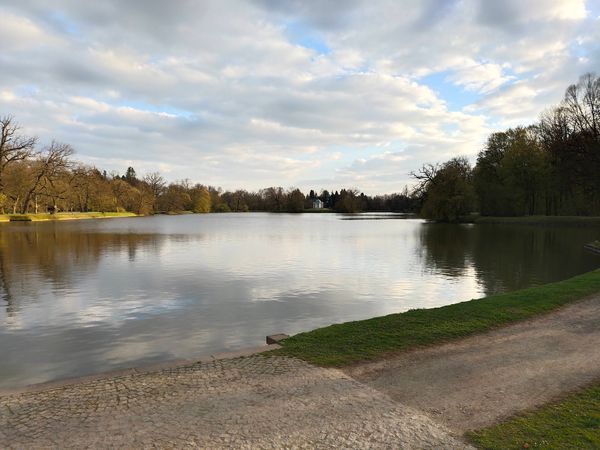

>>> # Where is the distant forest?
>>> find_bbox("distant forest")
[1,73,598,218]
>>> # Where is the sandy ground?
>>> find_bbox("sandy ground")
[345,294,600,434]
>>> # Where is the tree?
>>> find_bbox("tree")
[410,163,440,197]
[0,192,7,214]
[0,116,37,190]
[320,189,330,207]
[143,172,166,211]
[157,182,192,212]
[190,185,211,213]
[499,130,548,215]
[20,141,74,213]
[222,189,250,212]
[559,72,600,212]
[563,73,600,137]
[287,188,305,212]
[111,179,136,212]
[417,157,475,222]
[474,127,549,216]
[261,187,285,211]
[334,189,361,213]
[123,167,138,185]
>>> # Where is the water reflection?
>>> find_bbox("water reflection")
[0,214,598,388]
[0,224,171,317]
[419,223,600,295]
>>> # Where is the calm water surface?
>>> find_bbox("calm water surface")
[1,213,598,388]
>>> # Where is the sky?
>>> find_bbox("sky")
[0,0,599,194]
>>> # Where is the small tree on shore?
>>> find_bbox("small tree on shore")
[413,157,475,222]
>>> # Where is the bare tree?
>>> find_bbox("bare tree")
[261,187,285,211]
[563,72,600,137]
[0,116,37,190]
[143,172,166,198]
[20,141,74,213]
[409,162,440,195]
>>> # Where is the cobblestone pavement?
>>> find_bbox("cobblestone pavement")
[0,355,469,449]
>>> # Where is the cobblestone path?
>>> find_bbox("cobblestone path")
[0,355,469,449]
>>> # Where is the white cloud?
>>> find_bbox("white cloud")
[0,0,597,193]
[448,61,514,93]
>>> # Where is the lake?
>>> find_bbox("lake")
[1,213,598,388]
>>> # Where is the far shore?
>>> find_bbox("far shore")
[4,210,600,226]
[0,211,138,223]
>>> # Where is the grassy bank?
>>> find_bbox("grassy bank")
[278,269,600,366]
[468,383,600,449]
[461,214,600,226]
[0,212,137,222]
[586,241,600,252]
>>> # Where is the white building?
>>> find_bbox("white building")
[312,199,324,209]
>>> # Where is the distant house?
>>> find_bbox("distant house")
[312,199,324,209]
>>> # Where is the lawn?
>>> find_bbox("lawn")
[464,215,600,226]
[277,269,600,366]
[467,383,600,449]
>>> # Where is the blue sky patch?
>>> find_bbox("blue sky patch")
[420,71,481,111]
[284,21,331,55]
[46,11,80,36]
[116,100,196,120]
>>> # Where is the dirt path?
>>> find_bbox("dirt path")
[345,294,600,434]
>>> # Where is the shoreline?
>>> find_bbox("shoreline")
[0,212,138,223]
[276,268,600,366]
[2,270,600,447]
[460,214,600,226]
[0,344,280,396]
[0,269,600,397]
[3,211,600,225]
[585,241,600,254]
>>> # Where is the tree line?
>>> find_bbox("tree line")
[7,73,593,219]
[0,115,418,215]
[412,73,600,222]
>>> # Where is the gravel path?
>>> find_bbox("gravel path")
[345,295,600,433]
[0,355,468,449]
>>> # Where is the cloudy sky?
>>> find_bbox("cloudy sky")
[1,0,599,194]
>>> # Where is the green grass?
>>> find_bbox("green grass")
[0,212,137,222]
[277,269,600,366]
[467,383,600,449]
[461,215,600,226]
